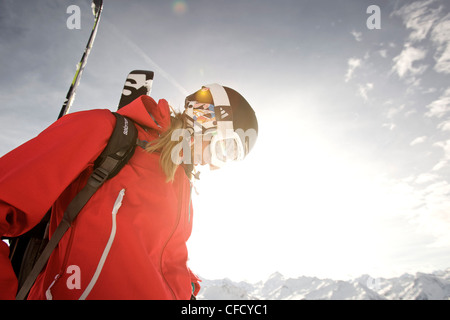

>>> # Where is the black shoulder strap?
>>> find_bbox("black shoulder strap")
[16,112,137,300]
[94,113,138,179]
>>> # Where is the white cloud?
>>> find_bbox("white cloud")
[415,180,450,247]
[351,30,362,42]
[379,49,388,58]
[393,1,450,75]
[344,58,361,82]
[386,104,405,119]
[426,87,450,118]
[423,87,438,94]
[358,83,373,102]
[437,119,450,131]
[382,123,396,131]
[431,13,450,74]
[377,176,450,249]
[432,160,447,171]
[432,139,450,171]
[414,172,439,184]
[392,44,428,79]
[382,104,406,131]
[410,136,427,146]
[392,0,442,43]
[405,109,418,117]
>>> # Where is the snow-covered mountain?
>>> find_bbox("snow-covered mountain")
[197,269,450,300]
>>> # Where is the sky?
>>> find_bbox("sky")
[1,0,450,283]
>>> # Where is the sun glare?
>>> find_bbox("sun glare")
[189,114,421,281]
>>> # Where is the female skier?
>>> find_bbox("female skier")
[0,83,258,299]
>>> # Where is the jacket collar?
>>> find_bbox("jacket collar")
[117,95,171,133]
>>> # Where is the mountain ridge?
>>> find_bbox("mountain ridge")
[197,268,450,300]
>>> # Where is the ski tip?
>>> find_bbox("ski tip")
[92,0,103,16]
[130,70,154,80]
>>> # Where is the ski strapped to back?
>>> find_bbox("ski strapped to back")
[118,70,154,110]
[15,113,138,300]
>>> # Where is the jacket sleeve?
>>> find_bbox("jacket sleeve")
[0,109,115,299]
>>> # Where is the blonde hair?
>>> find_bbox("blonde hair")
[144,110,191,182]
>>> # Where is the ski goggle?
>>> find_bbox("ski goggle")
[208,129,245,168]
[184,83,247,167]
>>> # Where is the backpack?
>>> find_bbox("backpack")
[8,112,138,300]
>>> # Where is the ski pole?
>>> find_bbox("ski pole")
[58,0,104,119]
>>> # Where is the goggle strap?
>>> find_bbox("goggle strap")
[204,84,230,108]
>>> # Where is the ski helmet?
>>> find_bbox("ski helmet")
[184,84,258,166]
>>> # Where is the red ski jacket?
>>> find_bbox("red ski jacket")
[0,96,200,300]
